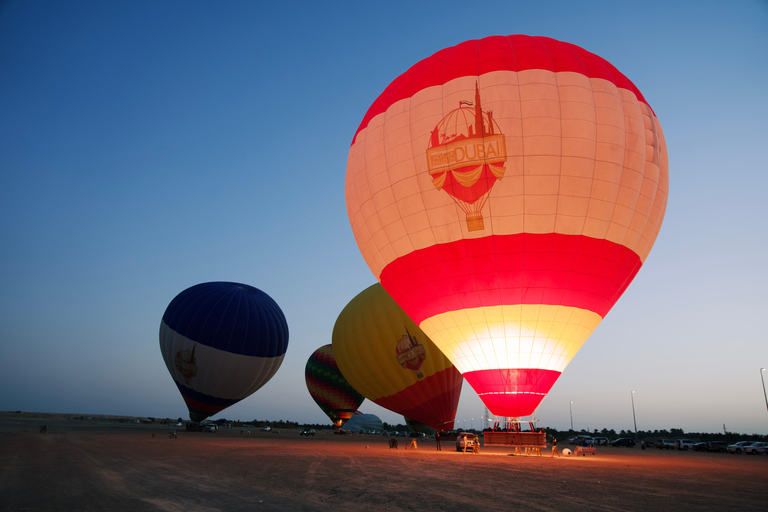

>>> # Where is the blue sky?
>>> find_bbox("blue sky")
[1,0,767,434]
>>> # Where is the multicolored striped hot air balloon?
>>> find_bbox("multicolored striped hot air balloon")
[332,284,463,431]
[345,35,668,418]
[305,344,365,428]
[159,282,289,421]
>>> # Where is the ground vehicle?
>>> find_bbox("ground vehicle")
[706,441,728,453]
[692,442,709,452]
[299,429,316,436]
[611,438,636,447]
[260,426,271,432]
[655,439,675,449]
[593,437,609,446]
[172,422,183,427]
[204,424,217,433]
[744,442,766,455]
[569,436,595,446]
[675,439,696,450]
[456,432,477,452]
[727,441,753,454]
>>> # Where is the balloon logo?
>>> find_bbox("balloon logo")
[345,35,668,418]
[332,284,463,430]
[159,282,289,422]
[174,346,197,382]
[427,82,507,231]
[305,344,365,428]
[395,329,426,379]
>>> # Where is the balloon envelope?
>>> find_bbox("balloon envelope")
[159,281,289,421]
[332,284,463,431]
[345,35,668,417]
[305,344,365,428]
[343,413,383,433]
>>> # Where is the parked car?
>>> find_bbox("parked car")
[692,442,709,452]
[706,441,728,453]
[655,439,675,450]
[675,439,696,450]
[593,437,609,446]
[611,438,636,447]
[204,424,217,433]
[727,441,754,454]
[569,436,595,446]
[456,432,477,452]
[172,422,183,427]
[744,442,766,455]
[299,429,316,436]
[260,426,272,432]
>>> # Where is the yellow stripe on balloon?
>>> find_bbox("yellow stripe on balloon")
[419,304,602,375]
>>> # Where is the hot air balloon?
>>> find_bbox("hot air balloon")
[345,35,668,418]
[305,344,365,428]
[159,281,289,421]
[332,283,463,431]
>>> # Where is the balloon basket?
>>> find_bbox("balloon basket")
[466,215,484,231]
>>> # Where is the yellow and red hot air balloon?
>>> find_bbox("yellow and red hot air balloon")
[332,284,463,431]
[345,35,668,418]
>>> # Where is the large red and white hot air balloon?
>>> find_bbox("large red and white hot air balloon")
[345,35,668,418]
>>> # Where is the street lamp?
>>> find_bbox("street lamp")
[569,401,573,432]
[471,418,474,430]
[631,390,638,443]
[761,368,767,414]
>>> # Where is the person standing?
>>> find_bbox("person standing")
[551,437,560,457]
[435,431,441,451]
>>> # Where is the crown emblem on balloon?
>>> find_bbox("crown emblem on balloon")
[395,326,427,379]
[426,82,507,231]
[174,345,198,384]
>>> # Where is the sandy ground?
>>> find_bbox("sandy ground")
[1,413,767,511]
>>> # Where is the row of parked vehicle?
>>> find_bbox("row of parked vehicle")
[568,436,766,454]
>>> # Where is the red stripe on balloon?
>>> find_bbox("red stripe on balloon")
[463,368,561,417]
[352,35,649,146]
[374,367,463,431]
[379,233,642,324]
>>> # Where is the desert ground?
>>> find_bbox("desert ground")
[1,412,766,511]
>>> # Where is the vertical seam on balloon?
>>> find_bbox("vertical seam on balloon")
[504,34,524,384]
[546,41,592,377]
[632,107,663,262]
[595,61,632,317]
[199,287,231,351]
[471,37,495,385]
[534,37,566,375]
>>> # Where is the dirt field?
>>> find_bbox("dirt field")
[1,413,766,511]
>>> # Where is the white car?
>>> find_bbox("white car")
[675,439,696,450]
[744,442,766,455]
[727,441,754,454]
[456,432,477,452]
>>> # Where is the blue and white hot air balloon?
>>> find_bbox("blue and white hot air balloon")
[159,282,289,421]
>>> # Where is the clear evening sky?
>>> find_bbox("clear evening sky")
[1,1,766,434]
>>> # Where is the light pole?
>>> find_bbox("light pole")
[471,418,474,430]
[631,390,638,443]
[761,368,767,414]
[569,401,573,432]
